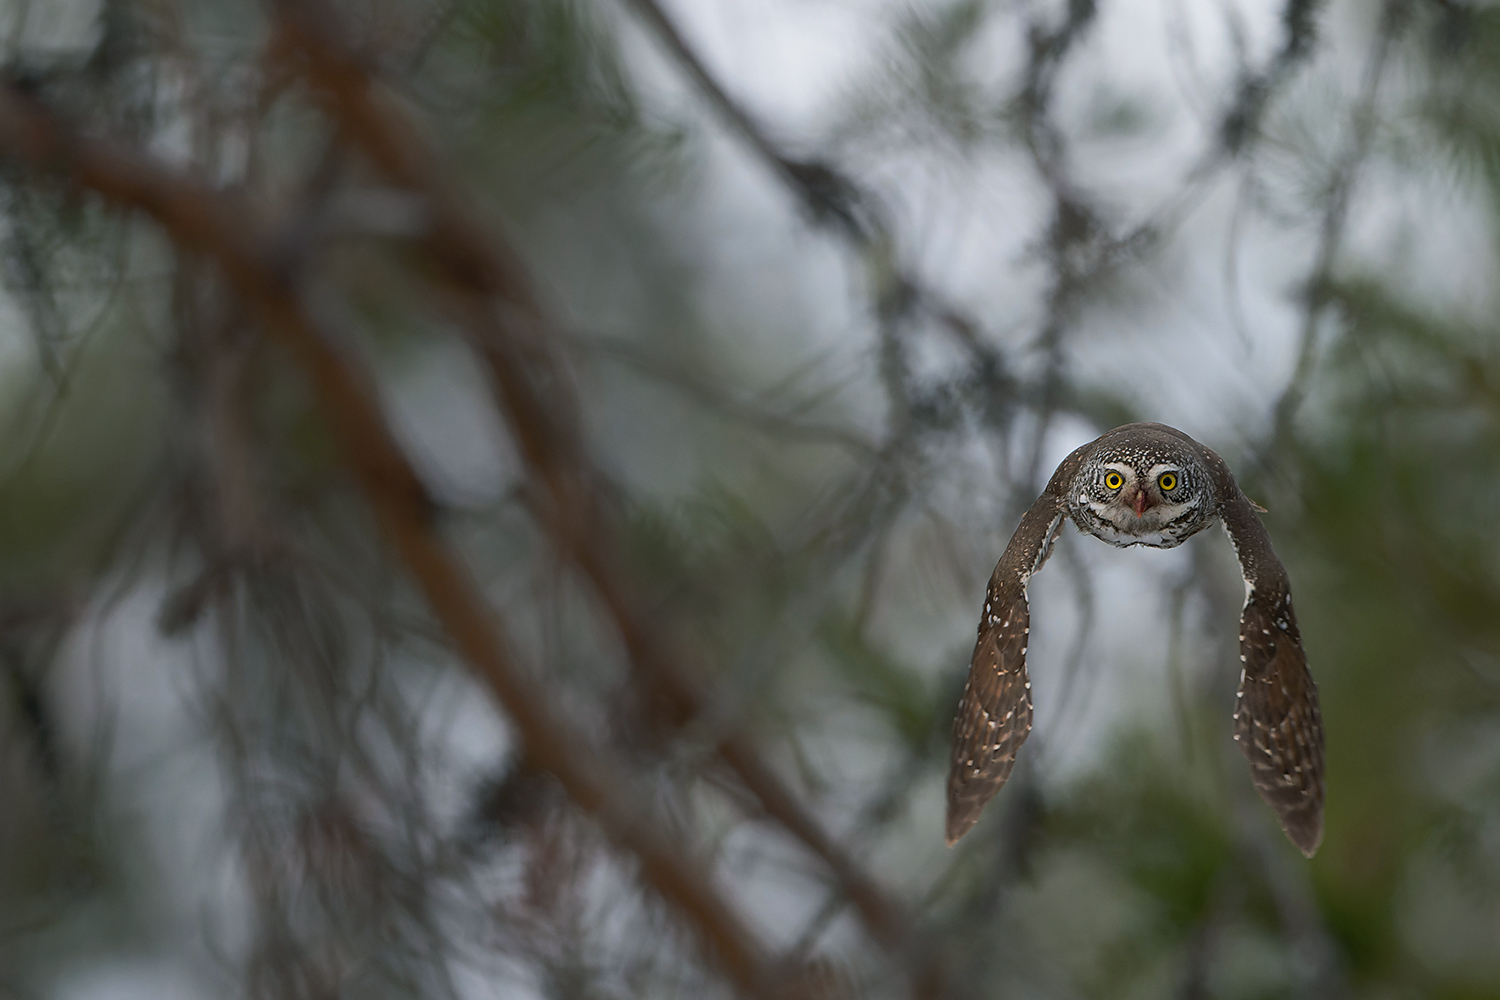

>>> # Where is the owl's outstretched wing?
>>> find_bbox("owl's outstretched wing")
[945,549,1042,846]
[947,459,1081,845]
[1219,489,1326,857]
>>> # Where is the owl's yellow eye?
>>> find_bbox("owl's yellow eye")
[1104,472,1123,490]
[1158,472,1178,492]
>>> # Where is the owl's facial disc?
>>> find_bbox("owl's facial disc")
[1081,461,1200,547]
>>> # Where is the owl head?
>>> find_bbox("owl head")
[1071,430,1212,549]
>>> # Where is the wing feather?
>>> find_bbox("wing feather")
[946,484,1072,845]
[1233,592,1325,856]
[1217,480,1326,857]
[946,584,1034,845]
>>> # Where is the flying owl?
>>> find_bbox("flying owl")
[946,422,1325,856]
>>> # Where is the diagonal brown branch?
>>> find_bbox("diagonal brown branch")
[267,4,937,986]
[0,82,789,1000]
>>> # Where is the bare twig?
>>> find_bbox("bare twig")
[581,333,880,458]
[619,0,867,238]
[620,0,1024,455]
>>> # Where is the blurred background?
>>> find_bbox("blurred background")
[0,0,1496,996]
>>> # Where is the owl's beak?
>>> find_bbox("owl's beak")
[1132,490,1153,517]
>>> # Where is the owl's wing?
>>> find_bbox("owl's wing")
[1220,491,1326,857]
[946,489,1068,846]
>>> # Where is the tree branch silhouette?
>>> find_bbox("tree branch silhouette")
[0,81,801,1000]
[268,7,938,992]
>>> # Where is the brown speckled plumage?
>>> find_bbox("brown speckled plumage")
[946,422,1325,856]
